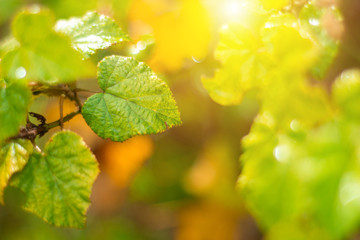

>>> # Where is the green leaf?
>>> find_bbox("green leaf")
[240,116,360,238]
[1,9,95,84]
[10,131,99,228]
[261,17,317,73]
[333,69,360,119]
[0,79,31,142]
[202,23,269,105]
[203,14,317,106]
[43,0,98,19]
[259,74,331,130]
[0,0,22,25]
[55,11,130,58]
[299,3,339,79]
[0,139,33,204]
[82,56,181,142]
[202,65,245,106]
[0,35,19,58]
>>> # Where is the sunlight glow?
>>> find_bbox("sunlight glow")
[222,1,246,21]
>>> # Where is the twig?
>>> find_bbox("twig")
[8,83,88,142]
[72,89,83,109]
[9,110,81,141]
[59,94,65,130]
[44,110,80,131]
[74,88,99,93]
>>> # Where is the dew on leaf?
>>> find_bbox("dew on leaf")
[273,144,290,163]
[290,119,301,131]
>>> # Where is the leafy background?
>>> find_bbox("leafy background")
[0,0,356,239]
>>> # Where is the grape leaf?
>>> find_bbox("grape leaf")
[300,2,339,79]
[261,18,317,73]
[0,35,19,58]
[43,0,97,19]
[239,117,300,228]
[259,74,331,130]
[203,14,317,106]
[55,11,130,58]
[0,0,22,25]
[202,23,269,105]
[333,69,360,120]
[0,79,31,142]
[1,9,95,84]
[82,56,181,142]
[0,139,33,204]
[240,115,360,238]
[238,70,360,238]
[10,131,99,228]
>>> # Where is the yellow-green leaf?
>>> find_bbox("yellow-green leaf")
[0,139,33,204]
[10,131,99,228]
[55,11,130,58]
[202,23,268,105]
[82,56,181,141]
[0,79,31,142]
[1,9,95,84]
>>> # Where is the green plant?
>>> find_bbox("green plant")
[0,8,181,228]
[203,0,360,239]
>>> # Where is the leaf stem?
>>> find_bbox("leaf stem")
[59,94,65,130]
[44,110,81,131]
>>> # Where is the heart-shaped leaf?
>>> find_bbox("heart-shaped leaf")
[10,131,99,228]
[82,56,181,142]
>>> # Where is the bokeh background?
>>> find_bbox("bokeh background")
[0,0,342,239]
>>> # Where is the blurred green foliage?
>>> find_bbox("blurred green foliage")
[203,0,360,239]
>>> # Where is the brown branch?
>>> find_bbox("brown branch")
[9,110,81,142]
[6,83,89,143]
[7,83,96,143]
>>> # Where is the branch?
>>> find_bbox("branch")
[8,83,92,142]
[10,110,81,142]
[44,110,80,131]
[31,84,85,108]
